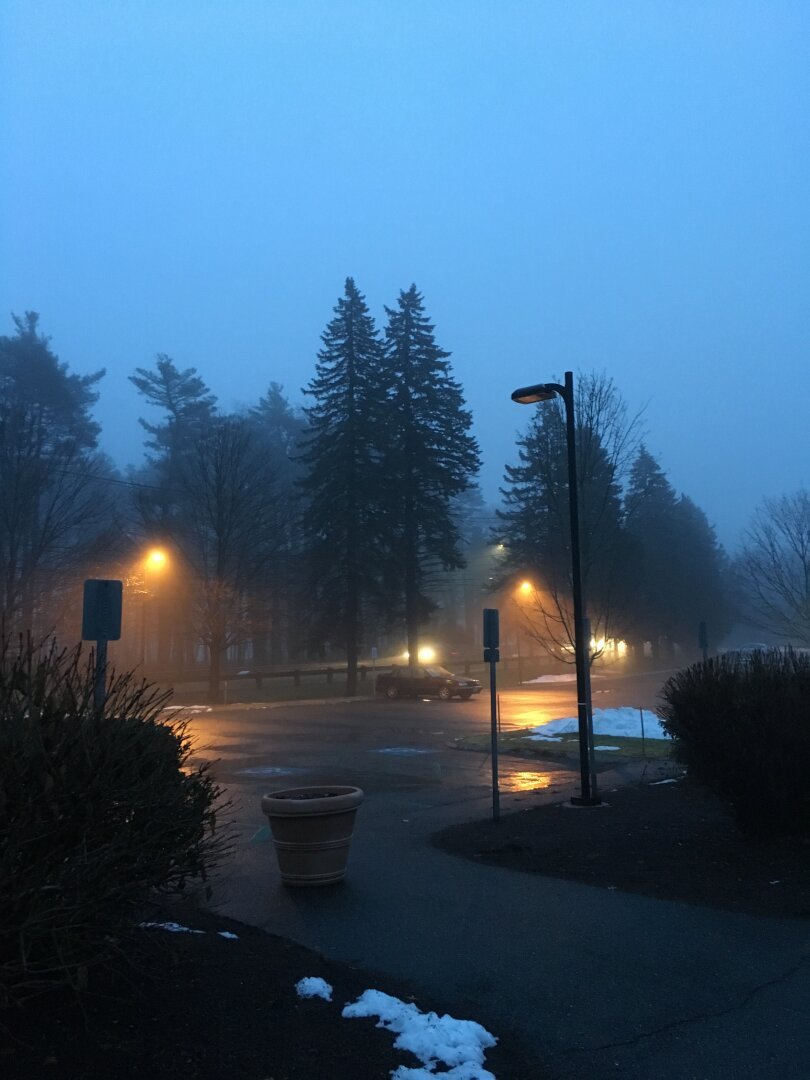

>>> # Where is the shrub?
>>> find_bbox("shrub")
[659,648,810,837]
[0,638,230,1005]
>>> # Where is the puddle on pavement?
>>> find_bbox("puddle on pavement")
[233,765,304,777]
[499,770,560,792]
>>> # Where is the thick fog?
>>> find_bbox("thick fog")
[1,1,808,547]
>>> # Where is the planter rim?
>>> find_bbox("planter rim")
[261,785,363,817]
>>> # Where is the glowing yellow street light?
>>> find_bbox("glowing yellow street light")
[401,646,437,664]
[140,547,169,667]
[518,580,533,596]
[145,548,168,571]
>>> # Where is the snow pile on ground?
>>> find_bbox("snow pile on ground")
[138,921,204,934]
[342,989,497,1079]
[524,672,605,684]
[524,673,578,683]
[295,977,333,1001]
[295,980,498,1077]
[528,706,670,741]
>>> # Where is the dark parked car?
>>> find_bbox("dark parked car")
[375,664,482,701]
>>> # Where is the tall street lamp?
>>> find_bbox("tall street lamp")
[511,371,600,806]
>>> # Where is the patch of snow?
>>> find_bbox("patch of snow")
[139,921,239,938]
[650,777,681,786]
[524,672,605,684]
[524,673,578,683]
[528,707,670,741]
[138,921,204,934]
[342,989,497,1079]
[296,976,333,1001]
[593,745,620,751]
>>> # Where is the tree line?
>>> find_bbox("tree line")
[1,297,807,700]
[496,372,734,660]
[0,282,479,700]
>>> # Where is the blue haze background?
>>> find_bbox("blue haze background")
[1,1,808,547]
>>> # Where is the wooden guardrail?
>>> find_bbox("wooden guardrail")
[221,656,529,688]
[226,665,375,689]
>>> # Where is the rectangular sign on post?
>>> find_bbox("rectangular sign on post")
[82,579,123,641]
[483,608,499,647]
[483,608,500,662]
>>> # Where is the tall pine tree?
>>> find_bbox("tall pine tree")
[299,278,388,694]
[380,285,480,669]
[0,313,116,635]
[625,446,731,657]
[130,354,217,458]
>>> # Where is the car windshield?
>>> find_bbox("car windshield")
[424,666,454,678]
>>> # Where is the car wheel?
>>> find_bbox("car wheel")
[438,686,452,701]
[459,692,472,701]
[385,685,399,700]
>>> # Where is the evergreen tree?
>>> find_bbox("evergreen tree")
[130,358,286,699]
[0,313,116,634]
[129,354,219,544]
[380,285,480,668]
[130,355,217,457]
[298,278,388,694]
[623,447,680,651]
[250,381,303,465]
[625,446,731,656]
[129,356,220,674]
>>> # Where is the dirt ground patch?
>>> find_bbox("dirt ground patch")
[433,778,810,918]
[0,906,545,1080]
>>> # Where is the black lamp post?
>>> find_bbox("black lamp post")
[511,371,600,806]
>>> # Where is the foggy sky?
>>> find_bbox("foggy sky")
[1,1,808,548]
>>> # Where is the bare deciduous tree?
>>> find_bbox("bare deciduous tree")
[739,490,810,644]
[170,416,282,702]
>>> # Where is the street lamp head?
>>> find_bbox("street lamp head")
[510,383,560,405]
[145,548,168,571]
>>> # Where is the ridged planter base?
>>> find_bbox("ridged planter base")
[261,786,364,887]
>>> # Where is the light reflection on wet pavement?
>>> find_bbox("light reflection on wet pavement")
[498,769,570,792]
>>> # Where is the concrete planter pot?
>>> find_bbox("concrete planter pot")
[260,786,364,887]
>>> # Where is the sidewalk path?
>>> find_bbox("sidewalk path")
[208,765,810,1080]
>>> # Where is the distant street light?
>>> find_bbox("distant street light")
[145,548,168,571]
[511,371,600,806]
[140,547,169,667]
